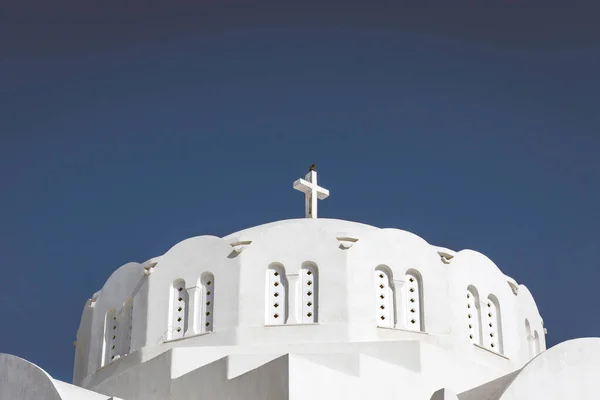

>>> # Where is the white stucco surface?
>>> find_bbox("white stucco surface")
[0,216,593,400]
[459,338,600,400]
[0,354,115,400]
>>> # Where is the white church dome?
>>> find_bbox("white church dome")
[72,169,547,397]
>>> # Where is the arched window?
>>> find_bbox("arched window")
[533,330,541,355]
[201,273,215,333]
[466,286,482,345]
[118,297,133,356]
[168,279,188,340]
[485,295,503,353]
[525,319,534,358]
[375,265,396,328]
[102,308,117,366]
[405,270,423,331]
[300,262,318,323]
[266,264,288,325]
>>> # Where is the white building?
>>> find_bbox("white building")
[2,169,599,400]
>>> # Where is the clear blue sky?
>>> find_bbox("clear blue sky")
[1,2,598,382]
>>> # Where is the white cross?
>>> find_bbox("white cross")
[293,168,329,218]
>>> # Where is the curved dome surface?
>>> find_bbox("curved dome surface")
[0,354,109,400]
[459,338,600,400]
[0,354,62,400]
[73,218,546,389]
[223,218,380,239]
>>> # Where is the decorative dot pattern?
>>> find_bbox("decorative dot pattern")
[170,280,188,340]
[466,288,481,345]
[202,273,215,333]
[405,272,422,331]
[268,265,287,325]
[375,267,394,328]
[302,263,318,323]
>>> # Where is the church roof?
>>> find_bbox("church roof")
[70,168,546,392]
[223,218,380,240]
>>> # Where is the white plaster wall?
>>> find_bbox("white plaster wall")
[449,250,521,361]
[76,261,146,382]
[235,221,351,327]
[515,285,546,361]
[0,354,62,400]
[0,354,108,400]
[73,299,94,385]
[499,338,600,400]
[53,380,115,400]
[75,218,546,388]
[171,354,289,400]
[83,338,519,400]
[23,336,594,400]
[348,228,450,335]
[144,235,237,345]
[459,338,600,400]
[88,351,173,400]
[6,336,593,400]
